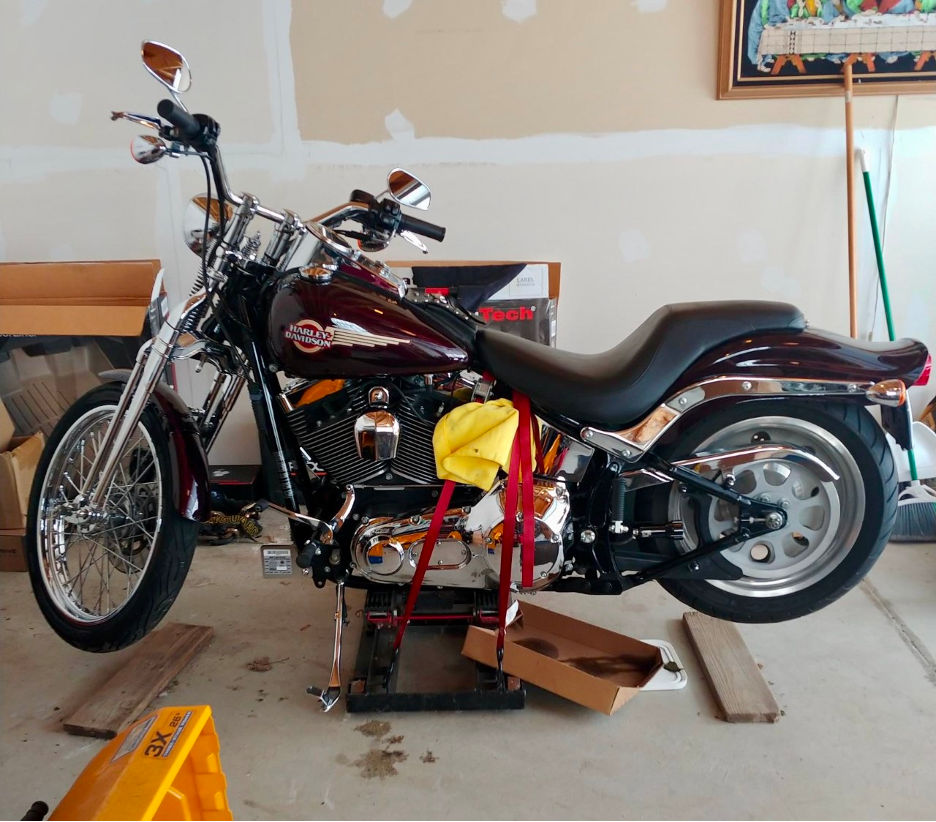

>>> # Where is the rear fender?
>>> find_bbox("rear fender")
[672,329,928,451]
[581,329,928,458]
[100,370,211,522]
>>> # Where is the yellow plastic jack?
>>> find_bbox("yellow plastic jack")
[52,705,231,821]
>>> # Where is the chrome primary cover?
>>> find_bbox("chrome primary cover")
[351,478,571,591]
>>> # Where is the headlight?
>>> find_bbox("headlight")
[182,194,232,255]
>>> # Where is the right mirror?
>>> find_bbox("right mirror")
[387,169,431,210]
[141,41,192,93]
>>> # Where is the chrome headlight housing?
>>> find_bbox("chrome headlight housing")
[182,194,232,255]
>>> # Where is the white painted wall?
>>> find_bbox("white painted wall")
[1,1,933,465]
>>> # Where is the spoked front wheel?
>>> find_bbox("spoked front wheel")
[639,401,897,622]
[26,384,198,651]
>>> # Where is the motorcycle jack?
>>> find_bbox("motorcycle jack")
[343,588,525,713]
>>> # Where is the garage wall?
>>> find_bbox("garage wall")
[1,0,933,465]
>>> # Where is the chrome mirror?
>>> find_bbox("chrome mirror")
[387,169,431,210]
[182,194,234,254]
[130,134,169,165]
[141,41,192,94]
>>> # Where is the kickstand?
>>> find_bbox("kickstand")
[307,580,346,712]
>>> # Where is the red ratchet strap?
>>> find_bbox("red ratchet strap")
[390,478,456,655]
[513,392,536,589]
[390,391,538,677]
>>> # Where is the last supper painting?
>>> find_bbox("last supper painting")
[719,0,936,97]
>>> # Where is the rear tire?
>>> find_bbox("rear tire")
[26,385,198,652]
[638,400,896,623]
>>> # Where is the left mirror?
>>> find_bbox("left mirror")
[141,41,192,93]
[183,194,233,255]
[130,134,168,165]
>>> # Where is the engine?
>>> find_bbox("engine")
[351,477,571,591]
[283,378,451,486]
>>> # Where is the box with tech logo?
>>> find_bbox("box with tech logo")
[391,261,560,346]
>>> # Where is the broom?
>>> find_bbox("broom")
[858,148,936,541]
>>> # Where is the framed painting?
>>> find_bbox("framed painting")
[719,0,936,98]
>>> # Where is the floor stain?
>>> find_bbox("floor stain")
[420,750,437,763]
[334,753,350,765]
[353,748,408,779]
[387,734,404,745]
[354,719,391,739]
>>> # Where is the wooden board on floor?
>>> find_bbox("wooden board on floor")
[682,611,780,723]
[64,622,213,739]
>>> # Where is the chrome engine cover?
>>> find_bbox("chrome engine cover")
[351,478,571,591]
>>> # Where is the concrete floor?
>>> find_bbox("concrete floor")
[2,521,935,820]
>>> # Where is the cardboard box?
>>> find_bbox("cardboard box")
[390,260,561,346]
[0,260,163,438]
[0,529,26,572]
[0,426,45,530]
[0,396,13,454]
[462,601,663,715]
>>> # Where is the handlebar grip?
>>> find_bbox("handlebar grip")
[399,213,446,243]
[157,99,203,145]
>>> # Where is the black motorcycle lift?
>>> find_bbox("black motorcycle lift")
[346,589,526,713]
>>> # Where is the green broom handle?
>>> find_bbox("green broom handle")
[858,149,919,483]
[858,149,896,343]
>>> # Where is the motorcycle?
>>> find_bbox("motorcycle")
[27,43,929,703]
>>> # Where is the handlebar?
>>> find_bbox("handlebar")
[399,213,446,243]
[156,99,203,146]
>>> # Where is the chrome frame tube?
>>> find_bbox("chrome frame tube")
[202,374,246,454]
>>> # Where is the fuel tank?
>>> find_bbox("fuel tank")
[267,262,471,378]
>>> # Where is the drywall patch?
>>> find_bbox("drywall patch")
[632,0,668,10]
[383,0,412,19]
[385,109,415,141]
[618,229,650,264]
[49,93,83,126]
[20,0,47,26]
[760,264,802,299]
[736,230,768,264]
[501,0,537,23]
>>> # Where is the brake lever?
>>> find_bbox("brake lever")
[110,111,162,130]
[399,229,429,255]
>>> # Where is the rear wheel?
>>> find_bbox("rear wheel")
[638,401,896,622]
[26,385,198,651]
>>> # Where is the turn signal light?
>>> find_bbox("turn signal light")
[913,354,932,387]
[866,379,907,407]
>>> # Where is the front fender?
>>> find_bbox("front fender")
[671,329,929,449]
[100,370,211,522]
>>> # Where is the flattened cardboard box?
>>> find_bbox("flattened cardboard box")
[0,530,26,572]
[462,601,663,715]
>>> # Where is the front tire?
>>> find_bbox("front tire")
[639,401,896,623]
[26,385,198,652]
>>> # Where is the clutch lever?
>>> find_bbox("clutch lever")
[399,229,429,254]
[110,111,162,130]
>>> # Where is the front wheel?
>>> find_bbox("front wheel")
[638,401,897,622]
[26,385,198,652]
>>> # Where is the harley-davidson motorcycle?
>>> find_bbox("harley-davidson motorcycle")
[27,43,930,700]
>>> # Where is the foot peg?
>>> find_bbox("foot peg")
[307,581,346,712]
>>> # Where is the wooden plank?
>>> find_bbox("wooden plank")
[64,623,213,738]
[682,611,780,723]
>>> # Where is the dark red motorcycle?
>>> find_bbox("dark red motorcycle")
[27,43,929,708]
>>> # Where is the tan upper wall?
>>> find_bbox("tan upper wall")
[291,0,909,143]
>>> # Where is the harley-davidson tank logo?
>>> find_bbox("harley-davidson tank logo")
[286,320,333,354]
[285,319,410,354]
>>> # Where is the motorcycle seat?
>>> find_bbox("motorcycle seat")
[475,300,807,429]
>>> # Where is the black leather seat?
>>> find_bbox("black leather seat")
[476,301,806,429]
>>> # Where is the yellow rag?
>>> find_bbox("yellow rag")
[433,398,530,491]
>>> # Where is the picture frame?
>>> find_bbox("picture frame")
[718,0,936,99]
